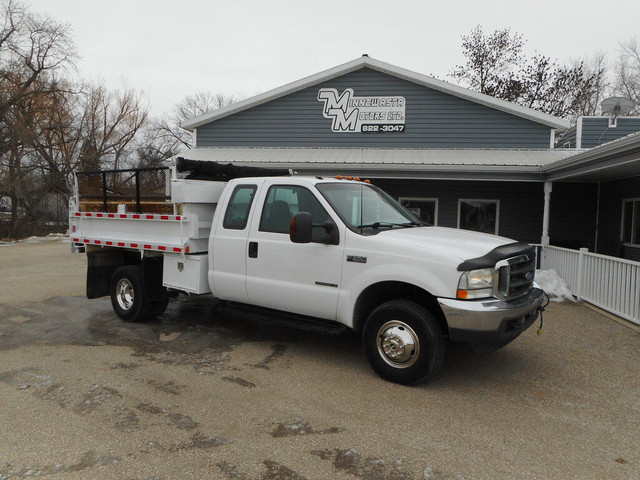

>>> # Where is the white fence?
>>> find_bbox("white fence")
[539,245,640,325]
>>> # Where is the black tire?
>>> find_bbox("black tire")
[147,297,169,319]
[110,265,150,322]
[362,300,445,385]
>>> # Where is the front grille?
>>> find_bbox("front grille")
[496,251,536,300]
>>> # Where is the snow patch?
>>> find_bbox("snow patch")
[536,269,576,303]
[0,233,69,246]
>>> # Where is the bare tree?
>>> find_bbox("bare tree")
[174,91,236,124]
[612,38,640,114]
[0,0,76,237]
[78,83,148,171]
[573,52,610,116]
[136,91,238,168]
[450,26,606,119]
[0,0,76,136]
[450,26,524,97]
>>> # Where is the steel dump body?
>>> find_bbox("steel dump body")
[70,167,228,294]
[70,180,226,253]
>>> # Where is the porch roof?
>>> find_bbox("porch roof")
[175,147,579,181]
[544,131,640,182]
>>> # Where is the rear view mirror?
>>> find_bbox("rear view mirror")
[290,212,312,243]
[321,221,340,245]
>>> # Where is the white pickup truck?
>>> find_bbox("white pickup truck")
[70,159,545,385]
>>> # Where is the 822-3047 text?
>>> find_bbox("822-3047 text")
[361,124,405,133]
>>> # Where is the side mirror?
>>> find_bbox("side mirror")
[321,221,340,245]
[290,212,313,243]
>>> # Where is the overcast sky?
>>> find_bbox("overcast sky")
[25,0,640,118]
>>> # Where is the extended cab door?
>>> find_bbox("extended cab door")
[210,180,263,302]
[245,183,345,320]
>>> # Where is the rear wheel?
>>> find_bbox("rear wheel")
[147,297,169,319]
[110,265,149,322]
[362,300,445,385]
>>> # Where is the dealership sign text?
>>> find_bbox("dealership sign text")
[317,88,406,133]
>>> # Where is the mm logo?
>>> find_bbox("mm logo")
[317,88,359,132]
[317,88,406,134]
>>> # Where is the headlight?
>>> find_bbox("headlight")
[457,268,494,299]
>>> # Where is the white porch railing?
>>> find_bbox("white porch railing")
[538,245,640,325]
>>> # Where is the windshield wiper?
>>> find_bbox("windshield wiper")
[356,221,421,229]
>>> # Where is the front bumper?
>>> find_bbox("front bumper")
[437,286,545,348]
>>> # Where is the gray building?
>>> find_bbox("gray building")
[180,56,640,262]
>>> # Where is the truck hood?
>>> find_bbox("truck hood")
[371,226,518,265]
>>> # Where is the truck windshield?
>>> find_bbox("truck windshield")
[316,182,421,234]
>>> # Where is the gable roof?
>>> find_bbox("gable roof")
[181,56,570,131]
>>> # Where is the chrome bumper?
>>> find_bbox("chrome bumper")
[438,286,545,346]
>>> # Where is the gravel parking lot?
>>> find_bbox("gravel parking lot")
[0,238,639,480]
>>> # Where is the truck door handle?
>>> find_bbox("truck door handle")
[248,241,258,258]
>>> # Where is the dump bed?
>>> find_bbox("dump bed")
[69,167,226,254]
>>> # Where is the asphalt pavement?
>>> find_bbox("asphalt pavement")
[0,239,638,480]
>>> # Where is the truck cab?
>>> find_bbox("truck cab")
[207,175,544,384]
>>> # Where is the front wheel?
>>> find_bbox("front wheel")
[362,300,445,385]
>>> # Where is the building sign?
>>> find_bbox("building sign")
[317,88,405,133]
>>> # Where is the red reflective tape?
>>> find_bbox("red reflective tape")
[106,241,113,245]
[119,214,127,219]
[176,216,181,221]
[86,213,92,217]
[94,240,101,244]
[143,244,151,249]
[131,243,138,248]
[72,238,79,242]
[83,239,90,243]
[75,212,81,217]
[158,246,166,251]
[172,247,181,252]
[160,215,169,220]
[96,213,103,218]
[132,215,140,219]
[118,242,125,247]
[146,215,154,220]
[108,213,115,218]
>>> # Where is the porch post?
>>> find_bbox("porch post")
[541,181,552,245]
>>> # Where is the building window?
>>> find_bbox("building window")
[622,199,640,246]
[458,199,499,235]
[399,197,438,225]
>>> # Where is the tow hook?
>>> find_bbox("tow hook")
[536,291,551,335]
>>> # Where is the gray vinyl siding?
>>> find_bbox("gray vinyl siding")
[556,127,576,148]
[372,179,544,243]
[196,68,552,149]
[374,179,601,251]
[580,117,640,148]
[597,176,640,261]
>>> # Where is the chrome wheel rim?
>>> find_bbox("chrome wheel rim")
[376,320,420,368]
[115,278,135,311]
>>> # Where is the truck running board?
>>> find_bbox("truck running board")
[217,302,348,335]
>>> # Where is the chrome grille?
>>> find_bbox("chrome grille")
[496,251,536,300]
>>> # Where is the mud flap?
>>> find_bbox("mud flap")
[142,256,166,302]
[86,249,124,299]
